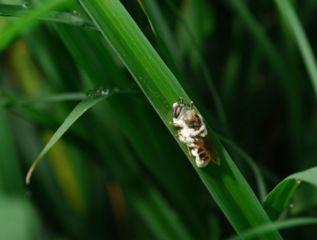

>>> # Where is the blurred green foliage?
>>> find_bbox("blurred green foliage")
[0,0,317,239]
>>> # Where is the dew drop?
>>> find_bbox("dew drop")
[86,89,95,98]
[22,2,30,8]
[86,87,110,99]
[100,89,110,96]
[72,10,80,16]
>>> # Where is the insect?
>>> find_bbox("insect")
[172,97,219,167]
[172,97,207,144]
[189,138,219,167]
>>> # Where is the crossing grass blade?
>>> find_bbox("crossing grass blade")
[0,108,24,195]
[228,217,317,240]
[78,0,282,238]
[219,135,267,200]
[164,0,230,136]
[132,188,192,240]
[274,0,317,99]
[263,167,317,220]
[25,89,115,184]
[54,21,207,237]
[0,3,93,28]
[225,0,302,164]
[1,92,86,107]
[264,179,301,220]
[0,0,72,52]
[137,0,182,75]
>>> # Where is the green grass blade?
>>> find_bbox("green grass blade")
[0,108,24,195]
[225,0,284,79]
[263,167,317,220]
[78,0,282,238]
[0,4,25,16]
[138,0,182,75]
[228,217,317,240]
[25,89,115,184]
[133,189,192,240]
[0,3,94,28]
[0,0,72,52]
[0,3,25,17]
[274,0,317,99]
[263,179,301,220]
[219,135,267,200]
[165,0,230,136]
[174,0,214,70]
[54,23,206,237]
[1,92,86,107]
[225,0,302,163]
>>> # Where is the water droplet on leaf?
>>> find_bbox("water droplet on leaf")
[22,2,30,8]
[86,87,110,99]
[72,10,80,16]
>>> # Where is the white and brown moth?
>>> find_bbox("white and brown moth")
[172,97,219,167]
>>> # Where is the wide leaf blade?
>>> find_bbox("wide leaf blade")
[263,167,317,220]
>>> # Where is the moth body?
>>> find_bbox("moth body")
[172,97,218,167]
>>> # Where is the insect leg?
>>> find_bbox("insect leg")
[189,101,194,109]
[187,146,192,156]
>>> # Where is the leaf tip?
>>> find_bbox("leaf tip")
[25,162,37,185]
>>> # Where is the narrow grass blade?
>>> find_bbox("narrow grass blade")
[138,0,182,75]
[0,4,25,16]
[0,3,94,28]
[18,92,86,104]
[225,0,284,79]
[44,134,87,214]
[290,186,317,216]
[1,92,86,107]
[79,0,282,238]
[91,113,194,239]
[263,167,317,220]
[12,106,98,239]
[133,189,192,240]
[225,0,302,163]
[175,0,214,69]
[25,89,114,184]
[0,0,72,52]
[0,108,24,195]
[55,24,206,237]
[228,217,317,240]
[263,179,301,220]
[275,0,317,99]
[165,0,230,136]
[219,135,267,200]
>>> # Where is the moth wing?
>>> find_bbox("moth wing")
[204,137,220,165]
